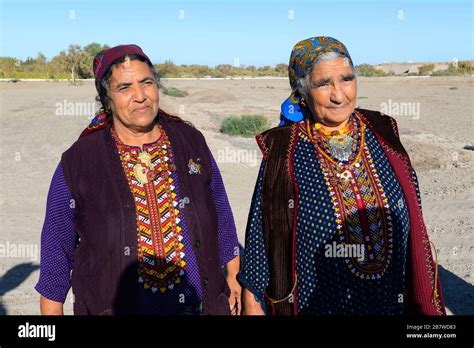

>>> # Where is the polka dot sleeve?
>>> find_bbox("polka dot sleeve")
[238,159,269,301]
[208,149,240,267]
[35,162,77,303]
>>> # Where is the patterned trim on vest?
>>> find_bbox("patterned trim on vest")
[286,123,300,315]
[256,134,269,160]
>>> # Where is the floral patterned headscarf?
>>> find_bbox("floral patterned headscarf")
[280,36,353,125]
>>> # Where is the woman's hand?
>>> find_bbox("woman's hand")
[225,256,242,315]
[242,288,265,315]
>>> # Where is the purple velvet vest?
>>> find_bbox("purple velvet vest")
[61,114,230,315]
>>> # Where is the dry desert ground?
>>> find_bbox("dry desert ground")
[0,76,472,314]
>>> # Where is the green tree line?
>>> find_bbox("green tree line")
[1,43,472,80]
[0,43,110,81]
[0,43,290,80]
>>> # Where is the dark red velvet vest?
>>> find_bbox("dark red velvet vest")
[61,113,230,315]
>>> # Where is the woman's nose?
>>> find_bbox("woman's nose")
[330,83,345,103]
[132,84,146,101]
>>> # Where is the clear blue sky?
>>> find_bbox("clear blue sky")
[1,0,472,66]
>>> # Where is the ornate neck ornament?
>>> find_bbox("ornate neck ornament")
[328,134,353,162]
[110,125,175,185]
[306,112,365,165]
[314,121,354,136]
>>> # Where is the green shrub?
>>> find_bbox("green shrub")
[418,63,435,76]
[162,86,187,97]
[355,64,386,77]
[220,115,268,137]
[457,60,474,74]
[431,61,474,76]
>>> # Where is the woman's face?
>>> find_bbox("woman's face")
[305,57,357,128]
[107,59,160,132]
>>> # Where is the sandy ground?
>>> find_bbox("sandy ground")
[0,76,472,315]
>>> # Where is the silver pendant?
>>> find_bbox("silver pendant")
[329,134,353,162]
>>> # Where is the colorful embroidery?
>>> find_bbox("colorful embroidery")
[300,113,393,279]
[112,125,186,293]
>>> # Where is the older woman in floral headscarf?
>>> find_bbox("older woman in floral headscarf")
[239,36,445,315]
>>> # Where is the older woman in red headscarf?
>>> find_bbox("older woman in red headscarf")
[239,37,445,316]
[36,45,241,315]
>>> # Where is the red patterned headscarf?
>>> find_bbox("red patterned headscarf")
[93,44,152,93]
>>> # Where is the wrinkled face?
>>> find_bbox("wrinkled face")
[305,57,357,127]
[107,59,159,132]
